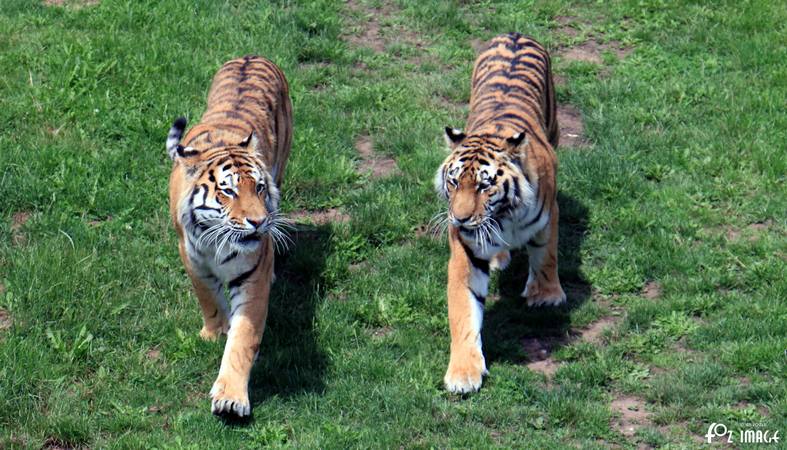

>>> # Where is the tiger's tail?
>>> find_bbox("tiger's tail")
[166,116,188,160]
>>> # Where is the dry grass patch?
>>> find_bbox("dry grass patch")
[611,395,653,437]
[355,135,398,178]
[557,104,589,148]
[0,308,12,333]
[344,0,426,57]
[11,211,31,246]
[43,0,99,8]
[642,281,662,300]
[580,316,621,344]
[290,208,350,225]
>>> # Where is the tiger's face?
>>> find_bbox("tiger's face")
[435,128,533,229]
[188,151,279,253]
[169,130,282,255]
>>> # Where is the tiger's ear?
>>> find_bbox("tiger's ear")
[166,117,199,161]
[174,145,200,159]
[505,132,529,151]
[239,132,253,147]
[444,127,465,149]
[240,131,260,153]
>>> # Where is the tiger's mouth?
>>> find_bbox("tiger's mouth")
[456,222,481,231]
[238,232,262,244]
[232,234,262,253]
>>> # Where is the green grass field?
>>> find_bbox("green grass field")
[1,0,785,448]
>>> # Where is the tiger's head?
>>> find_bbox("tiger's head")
[167,117,286,255]
[434,127,534,229]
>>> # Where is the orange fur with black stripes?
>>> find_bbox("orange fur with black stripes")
[434,33,565,393]
[166,56,292,417]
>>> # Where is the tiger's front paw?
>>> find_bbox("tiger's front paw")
[490,250,511,271]
[444,358,488,394]
[199,321,229,342]
[210,378,250,417]
[522,282,566,307]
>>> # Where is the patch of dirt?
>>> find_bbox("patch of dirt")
[145,404,164,414]
[522,335,572,377]
[552,73,566,87]
[348,261,369,273]
[355,135,398,178]
[290,208,350,225]
[470,37,488,54]
[527,358,561,377]
[11,211,31,246]
[145,348,161,360]
[434,94,467,111]
[344,0,425,57]
[0,308,12,333]
[46,124,65,136]
[327,291,348,302]
[580,316,620,344]
[41,437,79,450]
[557,104,588,148]
[558,39,632,64]
[88,215,113,227]
[523,301,625,376]
[718,220,774,243]
[734,401,770,418]
[725,227,741,241]
[611,395,653,437]
[414,224,429,238]
[642,281,662,300]
[748,219,773,231]
[560,41,603,64]
[554,15,581,38]
[43,0,99,8]
[345,1,386,52]
[369,326,394,338]
[673,339,700,362]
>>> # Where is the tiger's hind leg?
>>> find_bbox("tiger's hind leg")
[179,241,229,340]
[522,202,566,307]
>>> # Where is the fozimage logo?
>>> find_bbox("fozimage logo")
[705,422,780,445]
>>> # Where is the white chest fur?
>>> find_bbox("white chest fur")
[184,235,260,283]
[459,198,550,260]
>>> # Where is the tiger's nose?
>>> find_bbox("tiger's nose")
[245,218,264,230]
[451,214,472,225]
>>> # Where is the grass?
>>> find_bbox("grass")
[1,0,785,448]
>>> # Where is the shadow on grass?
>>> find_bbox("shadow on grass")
[245,224,332,410]
[483,192,591,365]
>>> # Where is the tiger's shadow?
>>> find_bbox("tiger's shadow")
[244,224,331,408]
[483,192,592,365]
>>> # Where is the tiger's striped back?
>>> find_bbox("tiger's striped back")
[182,55,293,186]
[467,32,558,149]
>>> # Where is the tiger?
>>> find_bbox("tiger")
[166,55,293,417]
[434,33,566,393]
